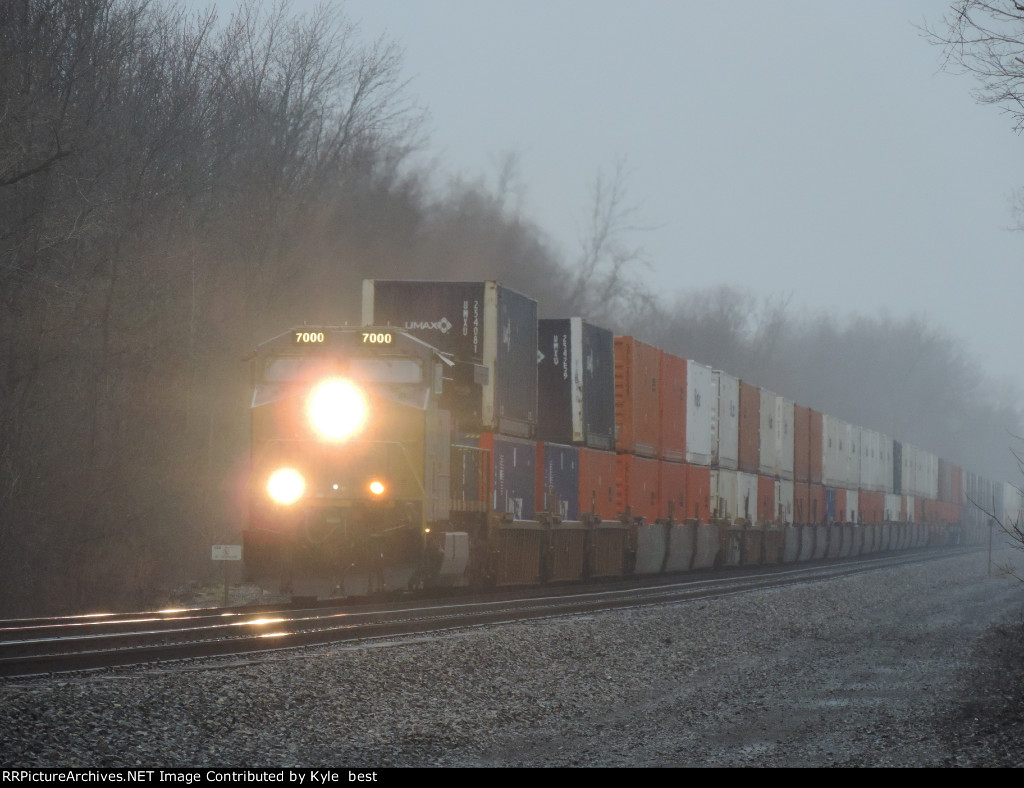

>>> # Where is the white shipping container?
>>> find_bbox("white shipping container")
[905,494,916,523]
[736,471,758,524]
[923,451,938,500]
[712,370,739,470]
[846,488,859,523]
[759,389,778,477]
[902,443,917,498]
[879,434,894,494]
[711,468,738,521]
[686,360,714,466]
[822,415,849,488]
[777,479,794,524]
[846,424,861,490]
[884,493,901,522]
[859,429,884,492]
[776,397,795,481]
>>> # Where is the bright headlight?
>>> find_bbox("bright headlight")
[267,468,305,505]
[307,378,368,441]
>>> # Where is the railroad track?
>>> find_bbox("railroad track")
[0,548,973,678]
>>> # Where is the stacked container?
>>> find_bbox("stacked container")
[686,361,714,465]
[775,396,795,480]
[614,337,661,458]
[363,279,538,438]
[537,318,615,450]
[536,442,579,521]
[738,382,760,474]
[758,389,778,477]
[451,432,536,520]
[712,370,739,470]
[579,448,618,520]
[659,351,687,462]
[616,454,660,520]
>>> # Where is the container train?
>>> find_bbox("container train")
[243,280,1023,598]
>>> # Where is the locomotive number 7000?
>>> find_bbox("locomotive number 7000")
[362,332,392,344]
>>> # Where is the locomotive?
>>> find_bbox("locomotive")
[244,324,463,597]
[243,279,1019,599]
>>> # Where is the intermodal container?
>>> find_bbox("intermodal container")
[822,415,847,488]
[686,360,714,466]
[738,381,760,474]
[776,396,794,481]
[809,408,823,484]
[793,404,811,483]
[712,370,739,470]
[758,389,778,477]
[614,337,661,458]
[659,460,687,521]
[616,454,660,521]
[659,351,686,462]
[535,442,579,521]
[845,489,859,523]
[859,490,884,523]
[950,463,963,506]
[809,483,826,525]
[847,425,861,491]
[736,471,758,523]
[711,468,738,521]
[452,432,536,520]
[794,481,810,523]
[757,474,776,524]
[685,463,712,523]
[778,479,794,524]
[537,318,615,450]
[578,447,618,520]
[363,280,537,437]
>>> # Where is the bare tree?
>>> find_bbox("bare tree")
[925,1,1024,130]
[565,159,654,328]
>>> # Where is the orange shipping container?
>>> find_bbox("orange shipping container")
[738,381,760,474]
[685,464,712,523]
[578,448,618,520]
[659,351,686,462]
[659,460,687,521]
[616,454,660,521]
[794,481,810,523]
[757,474,775,524]
[809,408,823,484]
[859,490,885,523]
[614,337,661,458]
[950,464,963,506]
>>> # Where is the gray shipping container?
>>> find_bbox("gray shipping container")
[537,317,615,450]
[363,280,538,437]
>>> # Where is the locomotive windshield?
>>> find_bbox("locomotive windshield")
[262,355,422,384]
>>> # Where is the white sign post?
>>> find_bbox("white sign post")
[212,545,243,606]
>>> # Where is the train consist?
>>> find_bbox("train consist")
[243,280,1023,597]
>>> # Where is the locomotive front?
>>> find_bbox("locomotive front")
[244,326,454,597]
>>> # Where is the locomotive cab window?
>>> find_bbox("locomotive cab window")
[262,356,329,382]
[348,358,422,384]
[261,356,422,384]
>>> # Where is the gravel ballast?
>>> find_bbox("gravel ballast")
[2,547,1023,767]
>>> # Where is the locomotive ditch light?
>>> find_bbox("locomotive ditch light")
[267,467,305,505]
[368,480,386,497]
[308,377,368,441]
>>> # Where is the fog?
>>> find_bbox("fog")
[0,0,1020,616]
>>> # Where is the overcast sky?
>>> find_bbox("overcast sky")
[192,0,1024,394]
